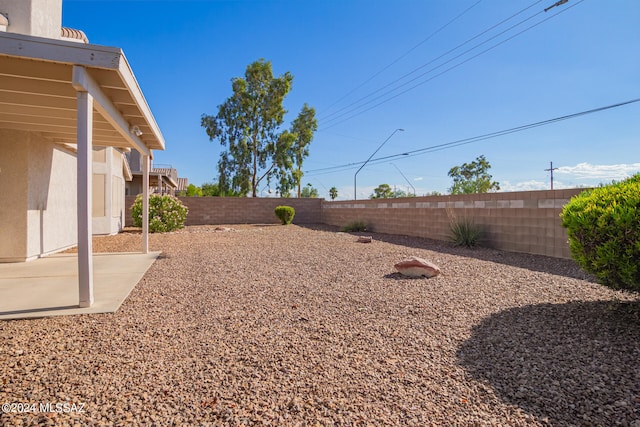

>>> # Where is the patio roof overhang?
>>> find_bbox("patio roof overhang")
[0,31,162,308]
[0,31,165,155]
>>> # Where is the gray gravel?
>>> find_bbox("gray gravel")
[1,224,639,426]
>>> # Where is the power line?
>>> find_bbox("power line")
[320,0,544,123]
[305,97,640,176]
[321,0,582,130]
[319,0,485,117]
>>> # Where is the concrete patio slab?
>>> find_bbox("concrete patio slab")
[0,252,160,320]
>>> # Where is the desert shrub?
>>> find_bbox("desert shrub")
[342,221,369,232]
[449,218,482,248]
[560,174,640,292]
[131,194,188,233]
[275,205,295,225]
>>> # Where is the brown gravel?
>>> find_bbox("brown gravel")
[1,224,639,426]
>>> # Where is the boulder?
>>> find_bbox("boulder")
[394,256,441,278]
[357,236,372,243]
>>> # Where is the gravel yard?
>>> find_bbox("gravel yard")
[1,224,639,426]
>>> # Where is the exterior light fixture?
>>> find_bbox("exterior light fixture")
[130,125,143,137]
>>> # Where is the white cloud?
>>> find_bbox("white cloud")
[500,180,549,192]
[501,179,580,192]
[555,162,640,180]
[413,177,424,181]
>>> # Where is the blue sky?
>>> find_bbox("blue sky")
[63,0,640,199]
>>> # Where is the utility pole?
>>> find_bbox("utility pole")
[544,161,558,190]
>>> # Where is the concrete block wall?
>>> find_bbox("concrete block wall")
[125,189,585,259]
[322,189,584,259]
[125,196,322,226]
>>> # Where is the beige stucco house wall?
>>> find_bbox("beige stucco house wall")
[0,134,129,261]
[92,147,130,235]
[0,129,78,261]
[0,0,62,40]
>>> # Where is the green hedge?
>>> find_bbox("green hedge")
[560,174,640,292]
[274,205,295,225]
[131,194,188,233]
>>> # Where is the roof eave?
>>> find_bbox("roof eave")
[116,50,165,151]
[0,31,165,152]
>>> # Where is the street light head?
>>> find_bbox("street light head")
[398,128,405,132]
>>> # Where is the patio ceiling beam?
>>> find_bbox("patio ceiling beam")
[72,65,150,157]
[0,91,77,110]
[0,75,76,98]
[0,118,127,134]
[0,55,72,83]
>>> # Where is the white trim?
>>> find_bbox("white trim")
[122,152,133,181]
[72,65,150,157]
[142,154,149,254]
[117,52,165,150]
[0,31,121,69]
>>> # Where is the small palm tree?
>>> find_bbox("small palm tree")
[329,187,338,200]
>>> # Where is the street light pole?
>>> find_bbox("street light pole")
[354,128,404,200]
[391,163,416,196]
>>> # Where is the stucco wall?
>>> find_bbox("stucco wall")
[0,130,29,261]
[0,0,62,39]
[0,131,77,262]
[25,138,77,260]
[92,147,126,235]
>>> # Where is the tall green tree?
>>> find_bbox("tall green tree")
[201,59,294,197]
[185,183,203,197]
[370,183,394,199]
[393,189,416,198]
[200,181,242,197]
[289,104,317,198]
[448,155,500,194]
[273,130,296,197]
[300,183,319,198]
[201,182,219,197]
[329,186,338,200]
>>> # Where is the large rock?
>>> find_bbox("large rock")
[394,256,441,278]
